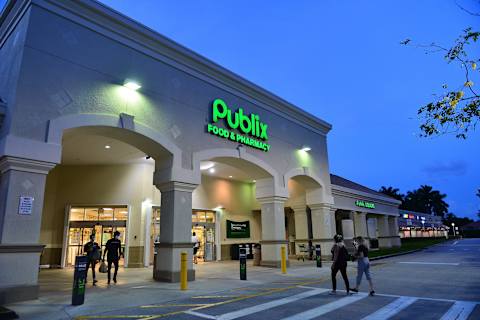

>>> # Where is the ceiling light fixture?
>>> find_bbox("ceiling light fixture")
[229,175,233,178]
[209,168,215,174]
[253,180,257,183]
[123,79,142,91]
[105,145,111,149]
[300,146,311,152]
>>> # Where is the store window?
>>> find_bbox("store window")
[69,208,84,221]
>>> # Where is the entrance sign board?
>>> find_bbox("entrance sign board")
[226,220,250,238]
[355,200,375,209]
[207,98,271,152]
[18,196,34,215]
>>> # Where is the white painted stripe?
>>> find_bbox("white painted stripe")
[281,293,368,320]
[294,287,480,304]
[185,310,218,319]
[398,262,459,266]
[209,288,329,320]
[440,301,476,320]
[452,241,458,246]
[361,297,417,320]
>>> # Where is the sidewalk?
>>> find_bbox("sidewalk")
[5,259,335,320]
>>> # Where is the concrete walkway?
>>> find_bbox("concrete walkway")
[6,259,337,319]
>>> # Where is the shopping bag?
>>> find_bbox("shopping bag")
[99,260,107,273]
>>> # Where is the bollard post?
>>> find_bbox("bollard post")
[315,244,322,268]
[72,255,88,305]
[180,251,188,290]
[281,246,287,274]
[239,248,247,280]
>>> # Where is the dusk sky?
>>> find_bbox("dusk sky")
[3,0,479,219]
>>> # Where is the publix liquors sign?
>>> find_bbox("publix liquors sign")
[207,98,270,152]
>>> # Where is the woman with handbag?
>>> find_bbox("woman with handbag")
[329,234,350,295]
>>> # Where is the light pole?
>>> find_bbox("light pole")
[451,222,456,237]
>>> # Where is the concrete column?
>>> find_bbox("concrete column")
[0,156,56,304]
[291,205,308,254]
[389,216,401,247]
[377,215,392,248]
[259,196,288,267]
[353,212,368,238]
[309,204,336,256]
[153,181,197,282]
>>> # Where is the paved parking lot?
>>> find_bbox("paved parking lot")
[7,239,480,319]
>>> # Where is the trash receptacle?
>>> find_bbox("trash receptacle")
[253,244,261,266]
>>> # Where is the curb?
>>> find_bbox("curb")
[369,249,423,261]
[369,239,453,261]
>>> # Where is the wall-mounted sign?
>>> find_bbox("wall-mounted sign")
[18,196,34,215]
[226,220,250,238]
[355,200,375,209]
[207,98,270,152]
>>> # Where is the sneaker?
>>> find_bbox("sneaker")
[93,279,98,286]
[369,291,375,296]
[350,288,359,293]
[113,278,117,284]
[107,280,110,285]
[329,290,337,295]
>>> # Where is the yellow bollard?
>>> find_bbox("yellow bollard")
[281,246,287,274]
[180,251,187,290]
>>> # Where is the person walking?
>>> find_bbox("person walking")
[83,234,100,285]
[350,236,375,296]
[192,232,200,264]
[103,231,122,284]
[330,234,350,295]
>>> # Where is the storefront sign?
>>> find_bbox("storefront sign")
[226,220,250,238]
[355,200,375,209]
[207,98,270,152]
[18,196,34,215]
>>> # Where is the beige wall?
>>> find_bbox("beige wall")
[40,163,159,266]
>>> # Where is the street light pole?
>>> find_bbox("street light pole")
[451,222,456,237]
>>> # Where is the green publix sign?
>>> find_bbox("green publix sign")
[355,200,375,209]
[207,98,271,152]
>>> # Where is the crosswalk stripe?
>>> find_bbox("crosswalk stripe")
[361,296,417,320]
[440,301,477,320]
[281,293,368,320]
[185,288,329,320]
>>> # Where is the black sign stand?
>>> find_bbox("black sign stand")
[315,244,322,268]
[72,255,88,305]
[239,248,247,280]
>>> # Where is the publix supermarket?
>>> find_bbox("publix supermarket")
[0,0,406,303]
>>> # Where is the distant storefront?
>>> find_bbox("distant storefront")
[398,210,447,238]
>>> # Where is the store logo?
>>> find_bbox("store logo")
[207,98,270,152]
[355,200,375,209]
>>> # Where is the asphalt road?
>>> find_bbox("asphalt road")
[78,238,480,319]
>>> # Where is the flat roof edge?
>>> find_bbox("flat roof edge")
[16,0,332,134]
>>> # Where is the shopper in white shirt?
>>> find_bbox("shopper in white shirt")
[192,232,200,264]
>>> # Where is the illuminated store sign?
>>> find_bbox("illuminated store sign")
[226,220,251,238]
[207,98,270,152]
[355,200,375,209]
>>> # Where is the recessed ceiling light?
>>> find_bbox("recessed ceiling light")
[229,175,233,178]
[300,146,311,152]
[105,145,111,149]
[253,180,256,183]
[209,168,215,173]
[123,79,141,91]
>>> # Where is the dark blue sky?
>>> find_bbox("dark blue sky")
[2,0,479,219]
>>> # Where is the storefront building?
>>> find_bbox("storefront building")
[0,0,400,303]
[398,209,447,238]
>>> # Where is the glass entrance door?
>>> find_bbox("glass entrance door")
[66,206,128,266]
